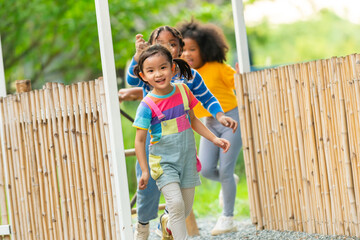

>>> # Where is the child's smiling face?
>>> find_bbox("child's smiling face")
[154,30,182,58]
[140,53,174,95]
[182,38,204,69]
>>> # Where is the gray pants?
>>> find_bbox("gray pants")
[199,107,242,216]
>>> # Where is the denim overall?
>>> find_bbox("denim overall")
[144,84,201,190]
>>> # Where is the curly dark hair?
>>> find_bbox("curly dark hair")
[177,19,229,63]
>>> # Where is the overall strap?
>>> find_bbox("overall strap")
[143,97,166,120]
[176,84,189,111]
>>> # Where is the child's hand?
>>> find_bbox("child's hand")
[138,171,150,190]
[134,34,149,62]
[118,88,142,102]
[235,62,240,74]
[217,114,238,133]
[213,137,231,153]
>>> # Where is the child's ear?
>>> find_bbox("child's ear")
[139,72,145,80]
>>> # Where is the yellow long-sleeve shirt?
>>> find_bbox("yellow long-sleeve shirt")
[194,61,237,118]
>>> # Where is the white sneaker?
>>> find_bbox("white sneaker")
[134,222,150,240]
[155,222,162,237]
[211,216,237,236]
[219,174,239,208]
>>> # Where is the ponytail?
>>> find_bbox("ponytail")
[173,58,193,80]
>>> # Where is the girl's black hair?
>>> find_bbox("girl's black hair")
[177,19,229,63]
[148,26,185,57]
[133,44,193,85]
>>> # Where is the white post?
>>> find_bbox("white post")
[0,37,6,96]
[232,0,251,73]
[93,1,133,240]
[0,36,12,236]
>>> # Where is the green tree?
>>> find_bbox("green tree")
[1,0,236,93]
[247,9,360,67]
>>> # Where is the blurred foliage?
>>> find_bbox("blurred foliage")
[3,1,360,93]
[248,9,360,68]
[1,0,236,93]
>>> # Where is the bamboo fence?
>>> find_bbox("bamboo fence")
[0,124,10,240]
[235,53,360,237]
[0,79,121,239]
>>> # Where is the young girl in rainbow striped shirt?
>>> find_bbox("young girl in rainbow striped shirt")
[120,25,238,240]
[133,44,230,240]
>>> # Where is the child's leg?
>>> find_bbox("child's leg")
[161,182,188,240]
[199,108,242,216]
[136,133,161,223]
[181,187,195,218]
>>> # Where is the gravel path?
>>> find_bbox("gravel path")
[144,218,360,240]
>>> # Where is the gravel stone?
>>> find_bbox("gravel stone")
[143,218,360,240]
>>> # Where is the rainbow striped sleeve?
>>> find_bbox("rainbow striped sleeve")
[133,101,152,130]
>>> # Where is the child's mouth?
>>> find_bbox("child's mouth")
[155,79,166,84]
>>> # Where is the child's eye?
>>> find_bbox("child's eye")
[170,43,177,47]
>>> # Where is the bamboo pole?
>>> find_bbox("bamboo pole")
[261,69,279,229]
[41,88,60,237]
[350,54,360,234]
[282,65,302,232]
[71,83,93,240]
[15,80,31,93]
[21,91,45,239]
[310,60,332,234]
[304,62,327,234]
[335,58,351,236]
[235,73,262,228]
[35,89,56,240]
[344,55,360,234]
[279,66,297,231]
[288,64,309,232]
[7,95,27,238]
[235,74,263,229]
[78,82,98,239]
[314,59,334,234]
[0,99,8,226]
[96,79,117,238]
[51,82,76,239]
[83,81,105,239]
[66,85,87,239]
[2,96,20,238]
[58,83,81,240]
[269,68,287,230]
[249,71,272,229]
[30,90,50,239]
[337,57,358,236]
[18,93,37,239]
[89,80,112,239]
[325,58,344,235]
[277,66,293,230]
[44,85,65,237]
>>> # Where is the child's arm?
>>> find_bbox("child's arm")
[118,87,143,102]
[134,34,149,62]
[189,110,230,153]
[190,70,238,132]
[135,128,150,190]
[125,34,149,88]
